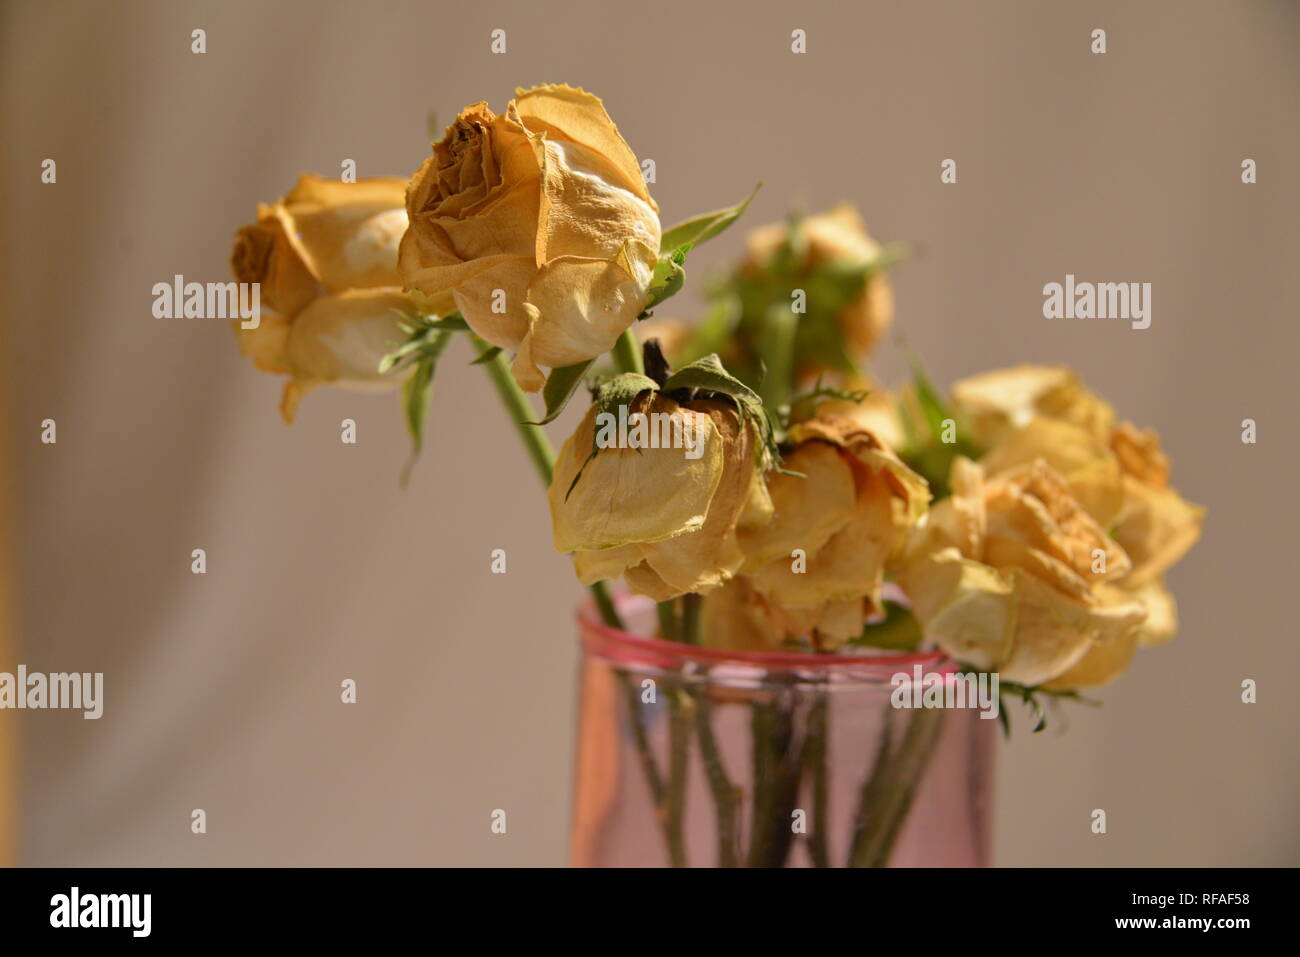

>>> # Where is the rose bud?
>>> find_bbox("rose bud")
[740,204,895,376]
[548,393,768,602]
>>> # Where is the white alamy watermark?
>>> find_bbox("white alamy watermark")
[594,404,706,460]
[0,666,103,719]
[50,887,150,938]
[1042,274,1151,330]
[890,665,1000,721]
[152,274,260,329]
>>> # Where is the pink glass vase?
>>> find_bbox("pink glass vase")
[570,596,996,867]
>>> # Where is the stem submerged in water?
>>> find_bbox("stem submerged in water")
[848,705,945,867]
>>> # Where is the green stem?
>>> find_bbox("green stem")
[680,593,702,646]
[745,684,803,868]
[801,689,831,868]
[611,328,644,376]
[473,336,623,631]
[757,304,797,414]
[476,337,556,484]
[656,601,679,642]
[848,705,945,867]
[590,581,620,629]
[693,687,741,867]
[664,689,692,867]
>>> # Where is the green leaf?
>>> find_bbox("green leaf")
[640,245,689,318]
[662,354,780,471]
[661,353,761,405]
[418,315,471,332]
[987,679,1096,738]
[658,183,761,255]
[594,372,660,417]
[379,312,470,374]
[898,355,985,499]
[469,345,502,366]
[849,601,923,652]
[910,357,949,443]
[533,359,596,425]
[398,330,454,486]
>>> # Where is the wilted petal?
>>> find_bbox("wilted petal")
[522,244,658,376]
[985,461,1130,583]
[633,402,753,596]
[549,395,724,553]
[980,417,1124,527]
[952,364,1115,448]
[1040,631,1138,691]
[1111,421,1171,487]
[281,288,418,391]
[272,174,408,293]
[701,577,786,652]
[1111,476,1205,587]
[902,548,1015,672]
[512,84,655,208]
[738,441,857,565]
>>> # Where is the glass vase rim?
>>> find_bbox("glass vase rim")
[578,594,952,675]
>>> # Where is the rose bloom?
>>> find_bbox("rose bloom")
[741,204,895,373]
[231,174,429,422]
[704,416,929,651]
[400,85,661,392]
[900,457,1154,689]
[548,393,769,602]
[951,365,1204,649]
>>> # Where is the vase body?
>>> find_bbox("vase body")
[570,597,996,867]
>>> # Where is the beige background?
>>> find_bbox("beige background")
[1,0,1296,866]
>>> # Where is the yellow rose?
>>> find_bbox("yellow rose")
[741,204,894,371]
[728,416,930,649]
[1093,422,1203,647]
[549,394,764,601]
[901,458,1146,687]
[951,364,1115,449]
[231,174,427,421]
[400,85,661,393]
[936,368,1204,670]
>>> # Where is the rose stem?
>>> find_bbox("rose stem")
[693,687,741,866]
[847,704,945,867]
[680,593,702,646]
[472,335,622,629]
[746,678,805,868]
[800,688,831,868]
[612,327,645,376]
[474,333,690,863]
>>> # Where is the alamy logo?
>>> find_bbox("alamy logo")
[594,404,707,460]
[890,665,1000,721]
[0,666,103,719]
[50,887,151,937]
[152,274,260,329]
[1042,274,1151,329]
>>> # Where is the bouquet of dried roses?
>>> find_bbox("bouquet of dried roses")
[229,85,1204,867]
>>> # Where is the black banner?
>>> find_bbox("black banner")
[0,867,1281,943]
